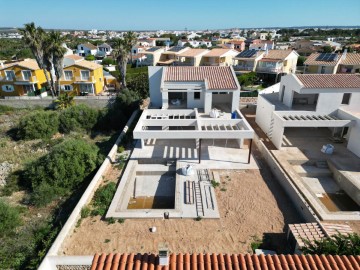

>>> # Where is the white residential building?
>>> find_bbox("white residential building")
[97,43,112,57]
[255,74,360,158]
[76,43,98,57]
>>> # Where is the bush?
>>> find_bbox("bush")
[102,58,116,65]
[237,72,258,86]
[127,73,149,99]
[81,206,91,218]
[91,182,116,217]
[0,199,22,237]
[0,104,15,115]
[85,55,95,61]
[302,233,360,255]
[17,110,59,140]
[25,139,102,206]
[117,146,125,153]
[59,104,99,133]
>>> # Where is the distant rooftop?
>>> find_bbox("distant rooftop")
[145,46,163,52]
[167,46,186,52]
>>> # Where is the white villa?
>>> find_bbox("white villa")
[133,66,255,161]
[255,74,360,158]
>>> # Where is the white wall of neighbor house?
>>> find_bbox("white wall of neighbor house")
[255,95,276,134]
[149,66,163,108]
[337,109,360,158]
[315,92,345,114]
[347,92,360,111]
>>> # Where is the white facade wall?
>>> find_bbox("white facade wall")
[148,67,163,108]
[255,95,276,134]
[316,93,345,114]
[337,109,360,158]
[187,91,204,109]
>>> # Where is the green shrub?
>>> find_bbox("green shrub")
[118,218,125,224]
[106,217,115,224]
[117,146,125,153]
[0,199,22,237]
[91,182,116,217]
[25,139,102,206]
[17,110,59,140]
[59,104,99,133]
[81,206,91,218]
[0,104,14,115]
[211,180,220,188]
[195,216,202,221]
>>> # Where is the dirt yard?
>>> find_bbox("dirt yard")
[60,156,303,255]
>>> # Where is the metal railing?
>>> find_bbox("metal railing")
[75,76,95,82]
[233,65,254,71]
[15,75,37,82]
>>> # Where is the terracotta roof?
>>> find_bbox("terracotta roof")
[204,49,237,57]
[262,50,295,60]
[90,253,360,270]
[178,49,209,57]
[69,60,103,70]
[65,54,84,60]
[289,223,326,248]
[0,59,40,71]
[341,53,360,65]
[229,41,244,45]
[164,66,238,90]
[296,74,360,88]
[81,43,98,50]
[304,52,342,66]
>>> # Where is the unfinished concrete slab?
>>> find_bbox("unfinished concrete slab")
[272,127,360,221]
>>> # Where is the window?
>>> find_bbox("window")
[2,85,14,92]
[5,70,15,80]
[80,46,83,50]
[80,70,90,80]
[321,66,326,74]
[63,85,73,91]
[80,84,94,94]
[23,85,34,93]
[280,85,285,102]
[341,93,351,105]
[22,70,32,80]
[194,92,200,100]
[64,70,73,80]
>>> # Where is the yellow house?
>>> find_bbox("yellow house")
[202,49,239,66]
[60,60,104,95]
[0,59,48,96]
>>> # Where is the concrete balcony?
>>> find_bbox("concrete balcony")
[0,76,14,82]
[75,76,96,83]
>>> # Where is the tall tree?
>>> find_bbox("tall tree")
[19,22,55,97]
[45,31,66,96]
[111,32,138,89]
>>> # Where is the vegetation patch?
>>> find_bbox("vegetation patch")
[90,182,117,217]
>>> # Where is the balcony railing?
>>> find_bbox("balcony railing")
[15,75,37,82]
[202,62,227,66]
[75,76,95,83]
[233,65,254,71]
[0,75,37,82]
[256,66,283,73]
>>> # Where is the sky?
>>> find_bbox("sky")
[1,0,360,30]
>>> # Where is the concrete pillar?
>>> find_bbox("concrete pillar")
[231,90,240,112]
[204,91,212,113]
[237,138,244,148]
[140,139,145,149]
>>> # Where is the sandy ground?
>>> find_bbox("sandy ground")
[60,153,303,255]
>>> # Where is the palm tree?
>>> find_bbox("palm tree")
[19,22,55,97]
[45,31,66,96]
[111,31,138,89]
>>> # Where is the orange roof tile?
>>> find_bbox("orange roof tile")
[295,74,360,89]
[262,50,295,60]
[164,66,238,90]
[66,60,103,70]
[204,49,236,57]
[65,54,84,60]
[304,52,342,66]
[90,253,360,270]
[178,49,209,57]
[341,53,360,65]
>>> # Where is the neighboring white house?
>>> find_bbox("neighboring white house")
[255,74,360,158]
[139,47,166,66]
[200,40,212,48]
[62,43,74,55]
[76,43,98,57]
[177,39,200,48]
[97,43,112,57]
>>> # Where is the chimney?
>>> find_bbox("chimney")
[158,243,169,266]
[342,48,347,60]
